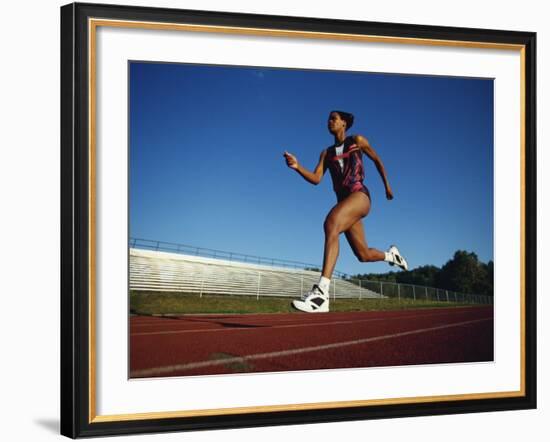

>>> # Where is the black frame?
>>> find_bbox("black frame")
[61,2,537,438]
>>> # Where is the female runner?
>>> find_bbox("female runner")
[284,110,408,313]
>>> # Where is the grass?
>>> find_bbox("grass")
[129,291,484,315]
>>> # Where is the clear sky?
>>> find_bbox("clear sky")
[129,61,494,275]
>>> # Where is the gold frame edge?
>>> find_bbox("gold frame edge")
[87,17,528,424]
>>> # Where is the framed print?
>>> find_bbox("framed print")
[60,2,537,438]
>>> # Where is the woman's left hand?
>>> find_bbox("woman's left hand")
[385,186,394,200]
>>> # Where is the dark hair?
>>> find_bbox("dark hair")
[331,110,354,130]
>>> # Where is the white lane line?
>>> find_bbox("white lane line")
[130,317,492,377]
[131,308,477,325]
[130,310,485,336]
[130,307,489,329]
[131,318,384,336]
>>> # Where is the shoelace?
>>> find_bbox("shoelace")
[301,285,324,301]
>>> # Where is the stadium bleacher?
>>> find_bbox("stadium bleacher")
[130,248,382,299]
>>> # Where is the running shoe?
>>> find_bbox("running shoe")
[387,245,409,271]
[292,284,330,313]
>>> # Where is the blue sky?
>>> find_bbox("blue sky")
[129,61,494,275]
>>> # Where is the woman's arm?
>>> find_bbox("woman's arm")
[355,135,394,200]
[283,150,327,185]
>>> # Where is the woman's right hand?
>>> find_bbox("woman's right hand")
[283,151,299,170]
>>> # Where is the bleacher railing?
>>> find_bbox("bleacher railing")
[130,237,348,278]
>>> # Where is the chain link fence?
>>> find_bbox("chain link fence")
[341,278,493,305]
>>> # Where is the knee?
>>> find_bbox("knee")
[323,217,340,239]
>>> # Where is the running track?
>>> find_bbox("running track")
[130,306,493,378]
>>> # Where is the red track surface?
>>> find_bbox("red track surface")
[130,306,493,378]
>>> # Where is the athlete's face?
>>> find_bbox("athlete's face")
[327,112,346,134]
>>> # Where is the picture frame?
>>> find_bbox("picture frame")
[60,2,536,438]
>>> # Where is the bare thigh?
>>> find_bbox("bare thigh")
[324,192,371,235]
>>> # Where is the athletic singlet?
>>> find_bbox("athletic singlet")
[325,135,370,202]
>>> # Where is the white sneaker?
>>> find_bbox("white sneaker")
[292,285,330,313]
[387,245,408,271]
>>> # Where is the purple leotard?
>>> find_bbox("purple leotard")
[325,135,371,202]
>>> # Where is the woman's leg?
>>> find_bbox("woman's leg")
[321,192,372,279]
[344,220,386,263]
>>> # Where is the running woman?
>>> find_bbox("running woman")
[283,110,408,313]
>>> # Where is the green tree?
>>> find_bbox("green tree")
[474,260,493,297]
[396,265,439,286]
[436,250,491,295]
[349,251,493,296]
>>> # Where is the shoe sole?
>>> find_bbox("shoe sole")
[291,300,329,313]
[388,245,408,271]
